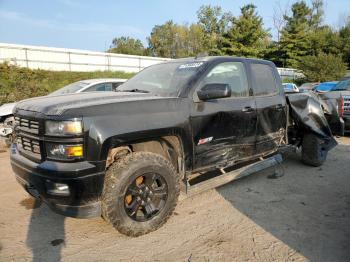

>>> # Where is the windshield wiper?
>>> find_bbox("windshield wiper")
[119,89,150,93]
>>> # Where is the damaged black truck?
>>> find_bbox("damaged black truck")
[10,56,337,236]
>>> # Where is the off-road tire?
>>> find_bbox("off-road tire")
[301,133,327,167]
[101,151,180,237]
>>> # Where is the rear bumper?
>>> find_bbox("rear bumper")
[10,144,105,218]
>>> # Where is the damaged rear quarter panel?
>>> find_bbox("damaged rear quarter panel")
[287,92,337,150]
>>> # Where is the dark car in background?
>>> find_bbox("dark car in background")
[316,77,350,135]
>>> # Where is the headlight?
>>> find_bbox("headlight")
[45,120,82,136]
[46,143,83,160]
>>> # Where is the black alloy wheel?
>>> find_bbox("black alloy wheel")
[124,173,168,222]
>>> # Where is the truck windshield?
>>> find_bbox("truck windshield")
[49,82,89,96]
[118,61,206,96]
[334,78,350,91]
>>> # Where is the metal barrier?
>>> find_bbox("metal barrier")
[0,43,302,79]
[0,43,170,72]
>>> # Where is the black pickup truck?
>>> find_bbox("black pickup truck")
[10,56,336,236]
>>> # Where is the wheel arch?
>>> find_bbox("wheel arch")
[101,131,188,174]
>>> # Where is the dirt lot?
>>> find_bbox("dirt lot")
[1,137,350,262]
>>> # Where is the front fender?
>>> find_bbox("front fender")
[82,98,193,168]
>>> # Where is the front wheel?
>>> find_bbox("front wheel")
[301,133,328,167]
[101,152,180,237]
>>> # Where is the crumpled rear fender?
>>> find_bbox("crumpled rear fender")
[287,93,337,151]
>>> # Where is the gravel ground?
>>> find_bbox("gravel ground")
[0,137,349,262]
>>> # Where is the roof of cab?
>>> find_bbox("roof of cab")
[160,56,274,64]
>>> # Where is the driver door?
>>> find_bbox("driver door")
[190,61,258,170]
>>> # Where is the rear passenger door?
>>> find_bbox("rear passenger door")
[248,62,286,155]
[191,61,258,170]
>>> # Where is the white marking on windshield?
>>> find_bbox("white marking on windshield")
[178,62,204,69]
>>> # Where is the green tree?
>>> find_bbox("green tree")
[279,1,312,67]
[221,4,269,58]
[264,41,285,67]
[147,21,177,58]
[308,26,342,56]
[108,37,145,56]
[309,0,324,29]
[147,21,207,58]
[299,53,347,82]
[339,21,350,67]
[196,5,232,54]
[187,23,207,55]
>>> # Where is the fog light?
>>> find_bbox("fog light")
[46,143,83,160]
[46,181,70,196]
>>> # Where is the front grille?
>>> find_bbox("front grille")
[344,96,350,113]
[14,116,39,134]
[16,136,41,154]
[14,115,42,160]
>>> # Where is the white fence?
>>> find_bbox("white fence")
[0,42,302,78]
[0,43,170,73]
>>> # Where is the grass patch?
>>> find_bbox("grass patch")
[0,63,135,104]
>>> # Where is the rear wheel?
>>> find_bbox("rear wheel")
[301,133,327,167]
[101,152,180,237]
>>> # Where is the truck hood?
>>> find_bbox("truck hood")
[0,102,17,117]
[14,92,167,116]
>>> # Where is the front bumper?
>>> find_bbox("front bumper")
[10,144,105,218]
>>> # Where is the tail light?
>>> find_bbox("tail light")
[338,97,344,118]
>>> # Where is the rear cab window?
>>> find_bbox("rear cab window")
[250,63,279,96]
[84,83,113,92]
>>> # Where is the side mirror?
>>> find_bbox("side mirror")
[197,83,231,101]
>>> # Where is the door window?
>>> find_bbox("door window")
[201,62,249,97]
[250,64,278,96]
[84,83,113,92]
[112,82,123,90]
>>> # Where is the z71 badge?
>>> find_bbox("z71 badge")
[197,137,213,145]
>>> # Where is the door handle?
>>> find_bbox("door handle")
[242,106,254,113]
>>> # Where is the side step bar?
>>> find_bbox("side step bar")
[182,154,283,199]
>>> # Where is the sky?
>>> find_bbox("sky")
[0,0,349,52]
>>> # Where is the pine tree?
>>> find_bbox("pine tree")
[299,53,347,82]
[221,4,269,58]
[279,1,311,67]
[339,22,350,67]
